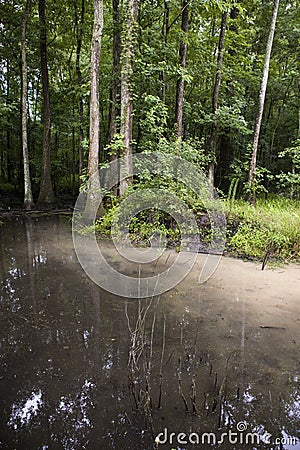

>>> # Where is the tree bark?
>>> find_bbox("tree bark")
[160,0,170,103]
[119,0,138,196]
[83,0,104,223]
[108,0,121,144]
[248,0,280,200]
[74,0,85,185]
[217,5,239,191]
[175,0,188,139]
[209,10,228,188]
[37,0,55,206]
[107,0,121,196]
[21,0,34,210]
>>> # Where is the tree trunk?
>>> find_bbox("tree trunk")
[217,4,240,190]
[108,0,121,144]
[83,0,104,223]
[21,0,34,210]
[248,0,280,201]
[175,0,188,139]
[209,10,228,188]
[119,0,138,196]
[72,101,76,195]
[37,0,55,206]
[160,0,170,103]
[74,0,85,185]
[108,0,121,196]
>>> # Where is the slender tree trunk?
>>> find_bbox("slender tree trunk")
[107,0,121,196]
[248,0,280,201]
[108,0,121,145]
[72,102,76,195]
[160,0,169,103]
[119,0,138,196]
[83,0,104,223]
[21,0,34,210]
[37,0,55,206]
[74,0,85,185]
[175,0,188,139]
[209,11,228,188]
[218,4,239,190]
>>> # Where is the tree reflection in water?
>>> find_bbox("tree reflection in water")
[0,217,299,449]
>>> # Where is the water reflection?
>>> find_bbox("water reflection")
[8,390,43,430]
[0,216,299,449]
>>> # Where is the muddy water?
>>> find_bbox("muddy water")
[0,216,299,450]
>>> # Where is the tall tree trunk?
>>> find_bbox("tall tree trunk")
[37,0,55,206]
[218,4,240,191]
[108,0,121,196]
[72,101,76,195]
[160,0,169,103]
[108,0,121,145]
[21,0,34,210]
[208,10,228,188]
[248,0,280,202]
[119,0,138,196]
[74,0,85,185]
[83,0,104,223]
[175,0,188,139]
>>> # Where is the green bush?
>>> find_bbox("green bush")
[226,196,300,260]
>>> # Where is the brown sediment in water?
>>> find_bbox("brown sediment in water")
[0,217,299,449]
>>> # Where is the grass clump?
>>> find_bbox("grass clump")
[92,193,300,263]
[225,196,300,261]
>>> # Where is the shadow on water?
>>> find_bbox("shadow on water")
[0,216,299,449]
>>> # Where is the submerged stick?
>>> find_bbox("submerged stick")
[158,316,166,409]
[190,374,198,414]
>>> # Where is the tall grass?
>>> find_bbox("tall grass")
[225,196,300,260]
[92,194,300,262]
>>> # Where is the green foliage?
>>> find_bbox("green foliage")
[279,140,300,169]
[96,202,120,234]
[276,172,300,198]
[226,196,300,260]
[94,138,210,245]
[244,166,273,197]
[227,177,240,206]
[128,211,180,247]
[139,95,168,152]
[276,139,300,198]
[216,104,251,137]
[0,0,300,207]
[227,156,271,199]
[157,137,209,168]
[104,133,125,157]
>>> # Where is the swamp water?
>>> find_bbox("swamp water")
[0,216,299,449]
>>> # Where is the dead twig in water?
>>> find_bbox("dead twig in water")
[157,315,166,409]
[178,369,189,412]
[190,374,198,414]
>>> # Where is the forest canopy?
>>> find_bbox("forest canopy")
[0,0,299,205]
